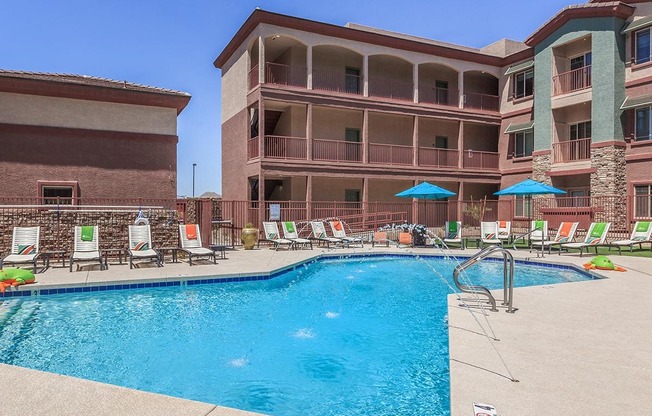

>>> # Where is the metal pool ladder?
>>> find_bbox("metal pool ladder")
[453,245,516,313]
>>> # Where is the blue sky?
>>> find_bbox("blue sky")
[1,0,573,196]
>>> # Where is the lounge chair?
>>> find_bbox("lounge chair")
[397,232,413,247]
[443,221,464,249]
[372,231,390,247]
[560,222,611,256]
[281,221,313,250]
[328,220,364,247]
[70,225,105,272]
[260,222,294,250]
[609,221,652,254]
[530,222,579,254]
[309,221,344,248]
[178,224,216,265]
[497,221,512,245]
[530,220,549,243]
[480,222,501,247]
[0,226,43,274]
[128,224,162,269]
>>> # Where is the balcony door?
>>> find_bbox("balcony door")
[570,52,592,90]
[345,67,361,94]
[568,121,591,161]
[344,128,361,162]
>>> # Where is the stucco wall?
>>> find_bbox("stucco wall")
[221,107,251,201]
[368,112,413,145]
[312,177,363,201]
[312,107,363,139]
[0,92,177,135]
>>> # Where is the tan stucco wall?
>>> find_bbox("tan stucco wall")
[418,118,459,148]
[0,92,177,135]
[463,124,499,152]
[312,177,363,201]
[368,112,413,145]
[273,104,306,137]
[312,107,363,139]
[368,179,414,201]
[313,45,363,72]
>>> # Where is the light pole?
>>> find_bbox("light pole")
[192,163,197,197]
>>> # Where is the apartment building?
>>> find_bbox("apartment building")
[215,0,652,228]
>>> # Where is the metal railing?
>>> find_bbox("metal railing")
[312,139,362,162]
[462,149,500,170]
[263,135,307,159]
[265,62,307,88]
[368,76,413,101]
[312,68,363,95]
[418,147,459,168]
[247,136,260,160]
[368,143,413,165]
[248,64,259,90]
[552,138,591,163]
[418,85,458,107]
[553,65,592,96]
[464,92,500,112]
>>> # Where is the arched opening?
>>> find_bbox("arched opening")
[418,63,459,107]
[463,71,499,111]
[368,54,413,101]
[263,35,308,88]
[312,45,364,95]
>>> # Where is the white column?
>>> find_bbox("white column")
[307,45,313,90]
[413,116,419,166]
[458,71,464,109]
[458,120,464,168]
[363,55,369,97]
[258,36,265,84]
[413,64,419,103]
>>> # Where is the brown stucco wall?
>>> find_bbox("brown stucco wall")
[221,107,252,200]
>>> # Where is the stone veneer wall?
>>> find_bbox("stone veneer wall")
[532,154,552,185]
[591,145,627,229]
[0,209,180,255]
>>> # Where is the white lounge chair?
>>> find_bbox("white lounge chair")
[443,221,464,249]
[178,224,216,265]
[372,231,391,247]
[310,221,344,248]
[497,221,511,245]
[560,222,611,257]
[480,222,501,247]
[530,220,549,243]
[609,221,652,254]
[128,224,162,269]
[1,226,43,274]
[281,221,312,250]
[260,222,294,250]
[531,222,579,254]
[328,220,363,247]
[70,225,105,272]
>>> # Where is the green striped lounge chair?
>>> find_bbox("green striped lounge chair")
[609,221,652,254]
[260,222,294,251]
[1,226,43,274]
[443,221,464,249]
[560,222,611,257]
[281,221,312,250]
[128,224,162,269]
[70,225,105,272]
[530,220,549,243]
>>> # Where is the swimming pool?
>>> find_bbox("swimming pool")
[0,255,592,415]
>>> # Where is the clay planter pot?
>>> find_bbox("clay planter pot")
[241,227,259,250]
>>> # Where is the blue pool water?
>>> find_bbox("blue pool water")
[0,256,592,415]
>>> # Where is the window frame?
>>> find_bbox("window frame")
[635,106,652,141]
[514,196,532,218]
[634,184,652,219]
[513,130,534,158]
[569,120,592,141]
[635,28,652,65]
[37,181,79,205]
[513,68,534,99]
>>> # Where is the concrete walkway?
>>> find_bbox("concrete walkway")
[1,245,650,415]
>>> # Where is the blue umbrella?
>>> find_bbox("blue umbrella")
[494,178,566,197]
[395,181,456,200]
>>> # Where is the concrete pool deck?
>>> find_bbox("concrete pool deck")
[1,245,650,415]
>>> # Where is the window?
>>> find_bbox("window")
[345,67,361,94]
[636,107,652,141]
[636,29,652,65]
[344,189,361,202]
[42,186,74,205]
[570,52,592,70]
[513,69,533,99]
[569,121,591,140]
[569,189,590,207]
[435,80,449,105]
[515,196,531,218]
[635,185,652,218]
[514,131,534,158]
[435,136,448,149]
[344,128,361,161]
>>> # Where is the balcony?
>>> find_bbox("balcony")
[464,92,499,112]
[312,68,363,95]
[368,77,413,102]
[248,137,259,159]
[313,139,362,162]
[248,65,259,90]
[462,150,499,170]
[265,62,307,88]
[552,138,591,163]
[418,84,458,108]
[418,148,459,168]
[263,135,307,159]
[553,66,592,96]
[369,143,413,165]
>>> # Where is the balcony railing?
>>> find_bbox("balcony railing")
[418,85,458,107]
[418,147,459,168]
[464,92,499,112]
[264,135,307,160]
[313,139,362,162]
[248,64,259,90]
[368,143,413,165]
[248,136,259,160]
[312,68,363,95]
[552,138,591,163]
[368,77,413,101]
[462,150,499,170]
[265,62,307,88]
[553,66,592,96]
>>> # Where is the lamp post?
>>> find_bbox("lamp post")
[192,163,197,197]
